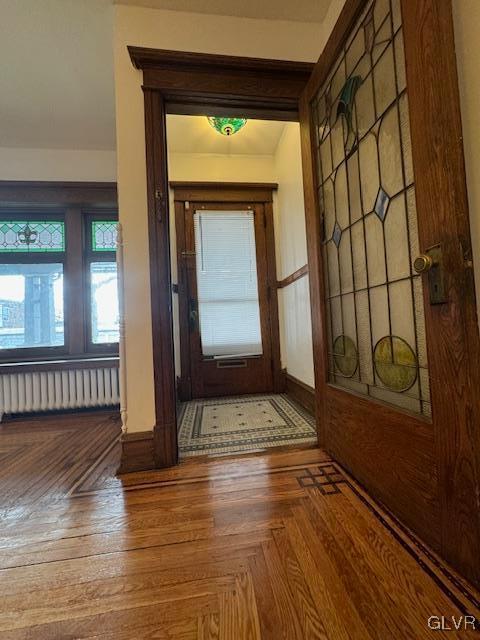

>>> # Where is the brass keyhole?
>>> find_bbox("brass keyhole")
[413,245,447,305]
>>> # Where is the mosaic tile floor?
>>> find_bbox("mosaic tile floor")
[178,394,317,457]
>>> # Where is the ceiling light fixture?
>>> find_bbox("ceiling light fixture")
[207,117,247,136]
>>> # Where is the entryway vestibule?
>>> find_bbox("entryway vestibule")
[170,174,316,458]
[121,0,480,588]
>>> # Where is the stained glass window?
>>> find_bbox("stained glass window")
[0,221,65,253]
[91,221,118,252]
[313,0,431,415]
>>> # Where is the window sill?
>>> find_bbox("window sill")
[0,356,119,374]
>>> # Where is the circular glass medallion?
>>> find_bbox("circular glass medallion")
[333,335,358,378]
[373,336,417,392]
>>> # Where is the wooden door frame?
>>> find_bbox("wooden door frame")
[128,48,314,470]
[171,182,282,400]
[299,0,480,585]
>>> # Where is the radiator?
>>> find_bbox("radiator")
[0,368,119,420]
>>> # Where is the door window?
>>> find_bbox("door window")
[193,210,262,358]
[314,0,430,415]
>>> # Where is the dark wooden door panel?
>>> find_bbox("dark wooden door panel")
[174,189,281,400]
[192,356,272,398]
[300,0,480,585]
[326,388,439,547]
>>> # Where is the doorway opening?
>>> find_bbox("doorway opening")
[166,114,317,458]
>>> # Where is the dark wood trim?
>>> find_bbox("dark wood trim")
[143,68,305,103]
[0,181,117,206]
[144,89,178,468]
[164,94,301,121]
[118,430,155,474]
[0,357,119,374]
[170,182,278,203]
[130,48,314,121]
[299,91,328,443]
[166,101,300,122]
[174,200,191,401]
[129,47,314,77]
[65,207,85,354]
[284,372,315,416]
[264,201,283,393]
[277,264,309,289]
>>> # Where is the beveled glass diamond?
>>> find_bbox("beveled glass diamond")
[374,187,390,221]
[332,222,342,248]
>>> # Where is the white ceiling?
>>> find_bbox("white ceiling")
[0,0,329,152]
[116,0,333,23]
[0,0,116,150]
[166,115,287,155]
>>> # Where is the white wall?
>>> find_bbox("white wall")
[453,0,480,328]
[168,152,277,184]
[113,5,338,432]
[273,123,315,387]
[0,147,116,182]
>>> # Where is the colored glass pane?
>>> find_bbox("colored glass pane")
[92,221,118,251]
[0,221,64,253]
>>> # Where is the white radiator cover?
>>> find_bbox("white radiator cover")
[0,368,119,420]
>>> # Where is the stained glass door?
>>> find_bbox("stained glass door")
[315,0,429,415]
[300,0,480,582]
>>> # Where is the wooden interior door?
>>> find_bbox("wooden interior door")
[300,0,480,584]
[176,196,279,399]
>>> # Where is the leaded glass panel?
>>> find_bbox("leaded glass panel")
[313,0,431,415]
[92,221,118,251]
[0,221,64,253]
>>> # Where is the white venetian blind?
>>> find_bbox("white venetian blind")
[194,210,263,358]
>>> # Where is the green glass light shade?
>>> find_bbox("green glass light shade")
[207,117,247,136]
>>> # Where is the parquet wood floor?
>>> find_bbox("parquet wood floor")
[1,412,480,638]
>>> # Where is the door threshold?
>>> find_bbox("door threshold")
[178,441,320,464]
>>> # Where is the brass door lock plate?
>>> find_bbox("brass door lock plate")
[414,244,447,305]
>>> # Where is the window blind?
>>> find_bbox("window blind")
[194,210,263,358]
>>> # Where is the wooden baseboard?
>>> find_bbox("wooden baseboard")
[118,430,155,474]
[118,421,178,473]
[284,372,315,416]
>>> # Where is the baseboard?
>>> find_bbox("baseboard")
[118,422,179,473]
[284,372,315,416]
[118,430,155,474]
